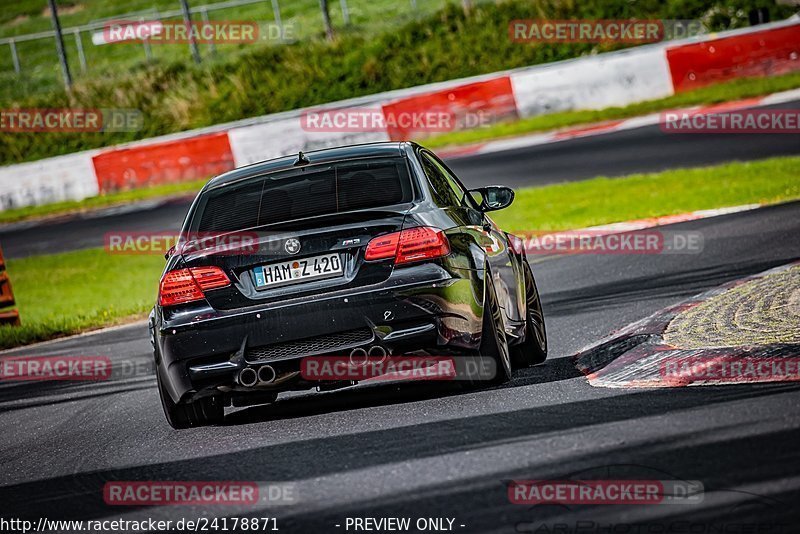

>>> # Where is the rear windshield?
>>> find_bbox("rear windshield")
[192,157,414,233]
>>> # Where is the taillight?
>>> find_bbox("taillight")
[188,266,231,290]
[365,233,400,261]
[158,266,230,307]
[365,227,450,265]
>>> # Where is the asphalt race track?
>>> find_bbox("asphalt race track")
[2,98,799,259]
[2,201,800,531]
[447,98,800,189]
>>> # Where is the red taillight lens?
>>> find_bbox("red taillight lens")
[189,266,231,290]
[397,227,450,264]
[365,227,450,265]
[158,267,230,307]
[365,233,400,261]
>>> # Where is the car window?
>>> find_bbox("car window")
[420,152,467,208]
[193,157,413,232]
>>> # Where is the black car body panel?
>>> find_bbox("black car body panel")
[151,142,537,407]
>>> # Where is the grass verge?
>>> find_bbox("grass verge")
[423,71,800,149]
[0,250,164,349]
[491,156,800,232]
[2,156,799,349]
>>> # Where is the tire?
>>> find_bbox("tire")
[156,365,224,429]
[479,274,512,385]
[511,261,548,368]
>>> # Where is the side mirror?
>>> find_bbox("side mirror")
[469,185,515,212]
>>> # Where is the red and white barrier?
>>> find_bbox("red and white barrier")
[229,105,390,167]
[1,18,799,211]
[0,151,99,210]
[92,131,234,193]
[667,23,800,93]
[381,77,518,140]
[511,45,674,118]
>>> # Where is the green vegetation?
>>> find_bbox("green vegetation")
[0,178,207,224]
[3,155,800,349]
[491,156,800,232]
[0,249,163,349]
[0,0,456,98]
[2,0,795,164]
[423,71,800,149]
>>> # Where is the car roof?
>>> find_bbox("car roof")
[205,141,417,190]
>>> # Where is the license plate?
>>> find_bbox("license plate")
[253,253,343,289]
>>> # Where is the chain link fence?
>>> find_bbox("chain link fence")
[0,0,469,98]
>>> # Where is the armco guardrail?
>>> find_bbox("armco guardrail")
[0,245,20,327]
[0,17,798,212]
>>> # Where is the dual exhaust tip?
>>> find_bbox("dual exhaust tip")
[238,365,276,387]
[349,345,387,366]
[237,346,387,387]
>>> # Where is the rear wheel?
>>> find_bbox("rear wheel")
[479,274,512,385]
[511,261,548,368]
[157,366,224,429]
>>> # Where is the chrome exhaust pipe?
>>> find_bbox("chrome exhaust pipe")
[238,367,258,387]
[368,345,387,363]
[349,347,368,367]
[257,365,277,384]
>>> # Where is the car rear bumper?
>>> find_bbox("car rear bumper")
[154,263,484,403]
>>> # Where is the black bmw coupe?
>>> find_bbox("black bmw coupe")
[150,142,546,428]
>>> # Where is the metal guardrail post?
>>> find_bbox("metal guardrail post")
[73,29,87,72]
[179,0,202,64]
[200,8,216,54]
[47,0,73,88]
[9,39,21,74]
[0,245,21,327]
[271,0,284,41]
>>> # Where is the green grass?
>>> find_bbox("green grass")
[0,249,164,349]
[0,178,208,224]
[2,155,799,349]
[423,71,800,149]
[491,156,800,232]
